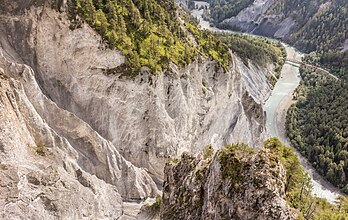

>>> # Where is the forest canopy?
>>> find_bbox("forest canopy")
[286,60,348,193]
[200,0,348,53]
[69,0,231,74]
[290,0,348,53]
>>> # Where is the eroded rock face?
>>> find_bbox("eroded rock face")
[0,42,158,219]
[0,1,276,218]
[0,72,123,219]
[161,146,296,220]
[0,1,273,183]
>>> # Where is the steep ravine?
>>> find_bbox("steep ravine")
[0,0,277,218]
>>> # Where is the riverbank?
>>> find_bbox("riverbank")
[265,46,344,203]
[274,76,344,203]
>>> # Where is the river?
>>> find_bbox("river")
[192,1,342,203]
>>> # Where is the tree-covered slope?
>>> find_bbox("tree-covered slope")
[286,52,348,193]
[69,0,288,76]
[203,0,324,27]
[289,0,348,52]
[69,0,231,74]
[218,33,285,68]
[279,0,348,193]
[217,33,286,83]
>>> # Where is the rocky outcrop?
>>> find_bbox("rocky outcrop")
[161,145,296,220]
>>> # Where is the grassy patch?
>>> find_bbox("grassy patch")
[31,144,46,156]
[0,71,8,80]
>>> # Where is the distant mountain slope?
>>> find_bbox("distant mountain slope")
[203,0,348,53]
[288,0,348,52]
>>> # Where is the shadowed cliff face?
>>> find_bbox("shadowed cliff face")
[0,0,276,218]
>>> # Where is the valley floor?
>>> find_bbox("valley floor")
[270,60,343,203]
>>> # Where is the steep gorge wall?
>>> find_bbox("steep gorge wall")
[0,1,276,218]
[0,1,273,181]
[0,51,158,219]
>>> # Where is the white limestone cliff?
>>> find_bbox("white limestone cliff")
[0,0,276,218]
